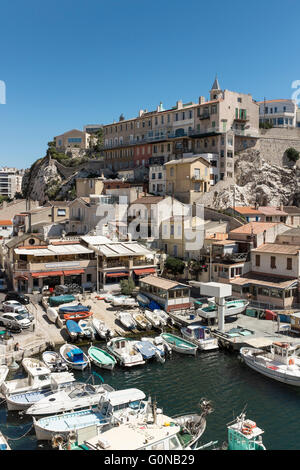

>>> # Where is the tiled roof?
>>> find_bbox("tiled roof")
[165,156,210,166]
[256,99,292,104]
[140,275,189,290]
[230,272,297,289]
[229,222,277,235]
[258,206,288,216]
[252,243,300,254]
[130,196,164,205]
[234,206,262,215]
[283,206,300,215]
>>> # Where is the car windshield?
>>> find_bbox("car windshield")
[15,315,27,321]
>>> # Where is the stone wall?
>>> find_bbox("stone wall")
[257,128,300,168]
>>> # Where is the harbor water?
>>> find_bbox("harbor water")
[1,345,300,450]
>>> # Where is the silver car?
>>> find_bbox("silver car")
[0,312,32,329]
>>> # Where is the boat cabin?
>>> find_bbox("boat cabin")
[227,414,265,450]
[184,325,212,341]
[67,348,84,363]
[98,388,146,418]
[270,342,299,365]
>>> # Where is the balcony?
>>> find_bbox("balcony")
[132,258,155,266]
[234,115,249,122]
[198,113,210,120]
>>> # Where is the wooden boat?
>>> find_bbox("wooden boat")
[107,338,145,367]
[88,346,116,370]
[92,318,112,339]
[117,312,136,330]
[59,344,90,371]
[240,342,300,386]
[42,351,68,372]
[0,365,9,388]
[78,319,95,340]
[144,310,161,328]
[132,312,152,330]
[181,325,219,351]
[66,319,84,341]
[160,333,198,356]
[59,304,91,314]
[63,311,93,322]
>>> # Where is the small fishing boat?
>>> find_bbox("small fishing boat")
[240,342,300,386]
[88,346,117,371]
[117,312,136,330]
[2,361,53,395]
[59,304,91,314]
[34,388,146,441]
[92,318,113,339]
[153,309,169,326]
[46,307,58,323]
[197,299,249,320]
[66,320,84,341]
[107,338,145,367]
[132,312,152,330]
[26,382,114,416]
[59,344,90,371]
[22,357,47,375]
[144,310,161,328]
[63,311,93,322]
[78,319,95,340]
[160,333,198,356]
[0,431,10,450]
[49,295,76,307]
[141,336,172,356]
[0,365,9,388]
[227,412,266,450]
[112,296,137,308]
[42,351,69,372]
[132,340,165,363]
[181,325,219,351]
[5,371,75,411]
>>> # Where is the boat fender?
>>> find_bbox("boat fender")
[289,358,295,365]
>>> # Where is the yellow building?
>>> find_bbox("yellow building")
[165,156,211,203]
[76,177,105,198]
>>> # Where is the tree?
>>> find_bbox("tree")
[165,256,185,275]
[286,147,300,163]
[120,278,135,295]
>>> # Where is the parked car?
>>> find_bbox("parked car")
[0,312,31,329]
[2,300,24,313]
[5,292,30,305]
[16,307,34,322]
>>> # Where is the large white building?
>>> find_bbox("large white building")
[258,99,297,128]
[0,167,24,199]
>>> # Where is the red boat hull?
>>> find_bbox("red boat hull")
[63,311,93,322]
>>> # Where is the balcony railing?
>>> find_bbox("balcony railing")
[133,259,155,266]
[197,113,210,120]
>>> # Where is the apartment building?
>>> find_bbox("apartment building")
[13,202,69,236]
[0,167,24,199]
[228,206,288,224]
[102,78,259,180]
[258,99,297,128]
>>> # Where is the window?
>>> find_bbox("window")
[255,255,260,267]
[170,167,174,176]
[287,258,292,270]
[175,113,178,121]
[270,256,276,269]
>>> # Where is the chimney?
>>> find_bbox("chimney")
[139,109,144,117]
[199,96,206,104]
[280,203,283,211]
[176,100,183,109]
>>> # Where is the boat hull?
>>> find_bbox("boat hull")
[161,334,197,356]
[181,331,219,351]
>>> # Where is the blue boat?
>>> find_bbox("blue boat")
[133,340,165,362]
[66,320,84,341]
[60,344,90,371]
[59,304,91,314]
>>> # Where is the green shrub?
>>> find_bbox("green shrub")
[165,257,185,275]
[120,278,135,295]
[286,147,300,163]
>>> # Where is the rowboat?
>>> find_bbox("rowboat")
[88,346,117,370]
[107,338,145,367]
[59,344,90,371]
[132,312,152,330]
[0,365,9,388]
[66,320,84,341]
[92,318,112,339]
[42,351,69,372]
[59,304,91,314]
[160,333,198,355]
[63,311,93,322]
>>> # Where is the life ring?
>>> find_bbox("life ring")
[242,427,252,435]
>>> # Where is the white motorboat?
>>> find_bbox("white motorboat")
[136,293,150,306]
[78,319,95,340]
[181,325,219,351]
[59,344,90,371]
[42,351,69,372]
[5,371,75,411]
[26,382,114,416]
[107,338,145,367]
[2,361,53,396]
[92,318,112,339]
[112,296,137,308]
[132,340,165,363]
[144,310,161,328]
[197,299,249,320]
[132,311,152,330]
[0,431,10,450]
[34,388,147,441]
[240,342,300,386]
[117,312,136,330]
[141,336,172,356]
[46,307,58,323]
[0,365,9,388]
[153,309,169,326]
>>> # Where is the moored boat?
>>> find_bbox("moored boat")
[59,344,90,371]
[240,342,300,386]
[117,312,136,330]
[0,365,9,388]
[181,325,219,351]
[66,319,84,341]
[144,309,161,328]
[132,340,165,363]
[107,337,145,367]
[227,413,266,450]
[42,351,69,372]
[0,431,10,450]
[160,333,198,355]
[92,318,113,339]
[153,309,169,326]
[78,319,95,340]
[2,361,53,395]
[132,311,152,330]
[59,304,91,314]
[88,345,116,370]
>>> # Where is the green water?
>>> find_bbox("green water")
[1,346,300,450]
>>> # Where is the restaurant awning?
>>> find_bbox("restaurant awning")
[32,271,63,278]
[63,269,85,276]
[106,272,129,278]
[133,268,156,275]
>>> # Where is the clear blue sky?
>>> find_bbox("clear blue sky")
[0,0,300,168]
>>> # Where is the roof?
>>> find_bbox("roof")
[229,222,277,235]
[233,206,262,215]
[0,220,12,226]
[15,244,93,257]
[257,99,294,104]
[252,243,300,255]
[211,76,220,90]
[165,156,210,166]
[6,233,45,249]
[130,196,164,205]
[279,228,300,236]
[283,206,300,215]
[107,388,145,407]
[81,235,111,245]
[230,272,298,289]
[140,275,189,290]
[258,206,288,216]
[96,242,154,258]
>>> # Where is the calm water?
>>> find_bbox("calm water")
[1,346,300,450]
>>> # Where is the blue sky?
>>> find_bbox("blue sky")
[0,0,300,168]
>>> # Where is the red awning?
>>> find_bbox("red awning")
[32,271,63,278]
[63,269,84,276]
[106,272,129,278]
[133,268,156,275]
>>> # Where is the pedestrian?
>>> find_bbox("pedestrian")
[32,321,36,332]
[14,343,19,351]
